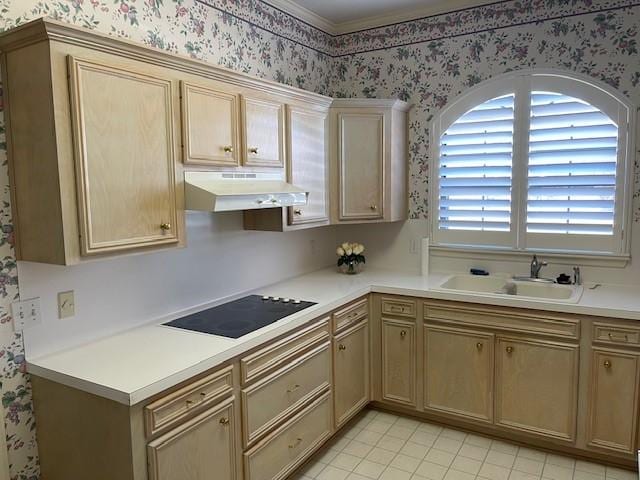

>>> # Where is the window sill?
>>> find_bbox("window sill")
[429,245,630,268]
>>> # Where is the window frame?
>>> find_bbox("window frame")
[429,70,635,257]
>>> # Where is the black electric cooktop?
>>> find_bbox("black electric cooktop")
[163,295,317,339]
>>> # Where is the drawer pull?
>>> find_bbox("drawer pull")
[370,205,378,211]
[604,360,612,369]
[160,223,171,231]
[338,344,346,351]
[185,399,194,407]
[287,384,301,393]
[293,209,302,216]
[288,437,303,449]
[400,330,407,338]
[248,147,259,155]
[476,342,483,351]
[506,346,514,355]
[219,417,230,426]
[607,332,629,342]
[222,145,234,153]
[200,392,207,398]
[348,312,359,319]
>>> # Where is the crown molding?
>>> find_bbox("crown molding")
[264,0,499,36]
[262,0,338,34]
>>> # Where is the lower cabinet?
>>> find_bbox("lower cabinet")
[243,392,332,480]
[334,320,370,428]
[381,318,416,407]
[147,396,239,480]
[424,325,493,422]
[495,336,579,442]
[587,348,640,453]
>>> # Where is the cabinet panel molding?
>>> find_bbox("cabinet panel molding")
[241,96,285,168]
[382,318,417,407]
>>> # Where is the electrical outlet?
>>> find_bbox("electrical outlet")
[58,291,75,319]
[11,297,41,331]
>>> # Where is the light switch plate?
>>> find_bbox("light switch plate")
[11,298,41,331]
[58,291,75,319]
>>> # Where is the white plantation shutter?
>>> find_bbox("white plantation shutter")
[432,72,631,255]
[438,94,515,234]
[527,92,618,235]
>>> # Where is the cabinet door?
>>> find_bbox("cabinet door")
[587,348,640,454]
[68,57,179,255]
[147,396,239,480]
[242,96,285,167]
[287,106,328,226]
[181,82,240,167]
[334,320,369,427]
[338,113,384,220]
[495,336,578,442]
[382,318,416,407]
[424,325,493,422]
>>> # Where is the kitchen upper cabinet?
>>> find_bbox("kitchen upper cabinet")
[69,57,180,256]
[333,320,370,428]
[148,396,239,480]
[381,318,416,407]
[242,96,285,168]
[586,348,640,454]
[243,104,329,232]
[330,99,409,224]
[424,325,493,422]
[180,81,240,167]
[286,106,329,226]
[495,336,579,442]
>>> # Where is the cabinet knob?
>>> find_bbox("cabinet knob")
[400,330,407,338]
[160,223,171,231]
[288,437,303,449]
[287,384,301,393]
[185,399,194,407]
[370,205,378,211]
[506,346,514,354]
[338,344,346,351]
[219,417,230,426]
[222,145,234,153]
[476,342,483,351]
[248,147,259,154]
[293,209,302,215]
[604,360,612,369]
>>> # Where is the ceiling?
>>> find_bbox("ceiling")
[268,0,494,33]
[290,0,437,23]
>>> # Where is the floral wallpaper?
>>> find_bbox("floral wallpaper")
[0,0,638,479]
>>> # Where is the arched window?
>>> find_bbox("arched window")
[431,72,633,255]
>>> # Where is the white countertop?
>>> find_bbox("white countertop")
[27,267,640,406]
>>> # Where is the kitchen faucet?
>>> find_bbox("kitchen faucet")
[530,255,548,279]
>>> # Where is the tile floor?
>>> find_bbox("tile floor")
[293,409,638,480]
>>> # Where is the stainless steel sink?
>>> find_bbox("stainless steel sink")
[437,274,584,303]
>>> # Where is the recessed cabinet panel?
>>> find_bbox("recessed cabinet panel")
[242,96,285,167]
[382,318,416,406]
[495,336,578,442]
[587,348,640,454]
[68,57,179,255]
[424,325,493,422]
[287,106,328,225]
[147,397,238,480]
[181,82,240,167]
[334,320,370,427]
[338,113,384,220]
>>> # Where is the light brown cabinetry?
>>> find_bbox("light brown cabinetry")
[424,325,493,422]
[495,336,578,442]
[334,320,370,428]
[382,318,416,407]
[242,96,285,167]
[329,99,409,224]
[586,348,640,454]
[147,396,239,480]
[180,82,240,167]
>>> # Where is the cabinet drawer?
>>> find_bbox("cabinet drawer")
[242,341,331,447]
[333,297,368,333]
[241,317,330,386]
[381,297,416,318]
[243,391,332,480]
[593,323,640,347]
[144,365,234,437]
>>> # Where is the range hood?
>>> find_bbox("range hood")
[185,171,309,212]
